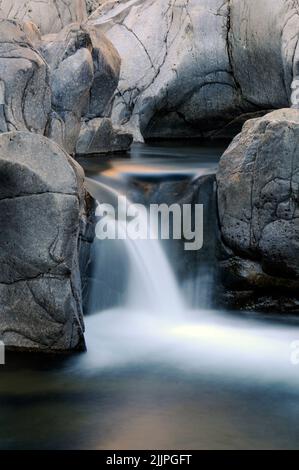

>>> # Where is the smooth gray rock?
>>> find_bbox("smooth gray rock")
[41,25,94,154]
[76,117,133,155]
[39,24,92,71]
[40,23,120,118]
[0,19,51,135]
[89,0,299,141]
[0,131,93,352]
[86,23,121,118]
[46,110,83,155]
[228,0,294,110]
[51,48,94,114]
[40,22,121,154]
[217,108,299,308]
[0,0,87,35]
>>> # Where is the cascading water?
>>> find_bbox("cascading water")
[86,177,184,314]
[123,235,184,313]
[3,145,299,450]
[80,159,299,389]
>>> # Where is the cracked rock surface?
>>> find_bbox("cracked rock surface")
[0,0,87,35]
[41,23,95,154]
[217,109,299,311]
[89,0,299,141]
[0,131,93,352]
[0,19,51,135]
[37,21,126,155]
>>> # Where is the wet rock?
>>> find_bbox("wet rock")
[0,131,94,352]
[0,0,87,35]
[217,108,299,310]
[0,19,51,135]
[89,0,299,141]
[76,117,133,155]
[79,192,97,313]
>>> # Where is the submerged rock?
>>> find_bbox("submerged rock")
[0,131,94,352]
[76,117,133,155]
[89,0,299,141]
[217,108,299,311]
[0,0,87,35]
[0,19,51,135]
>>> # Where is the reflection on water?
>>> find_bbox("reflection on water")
[1,143,299,450]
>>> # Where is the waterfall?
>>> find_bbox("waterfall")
[85,177,184,315]
[75,152,299,392]
[122,237,184,313]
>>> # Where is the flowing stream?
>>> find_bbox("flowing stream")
[2,142,299,449]
[86,177,184,313]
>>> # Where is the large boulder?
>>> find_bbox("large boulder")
[39,22,121,154]
[217,109,299,311]
[86,23,121,119]
[0,131,94,352]
[39,23,94,154]
[0,12,129,157]
[0,0,87,35]
[0,19,51,135]
[89,0,299,141]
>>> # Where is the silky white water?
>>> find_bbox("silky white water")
[81,308,299,388]
[82,173,299,389]
[3,145,299,450]
[86,177,184,314]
